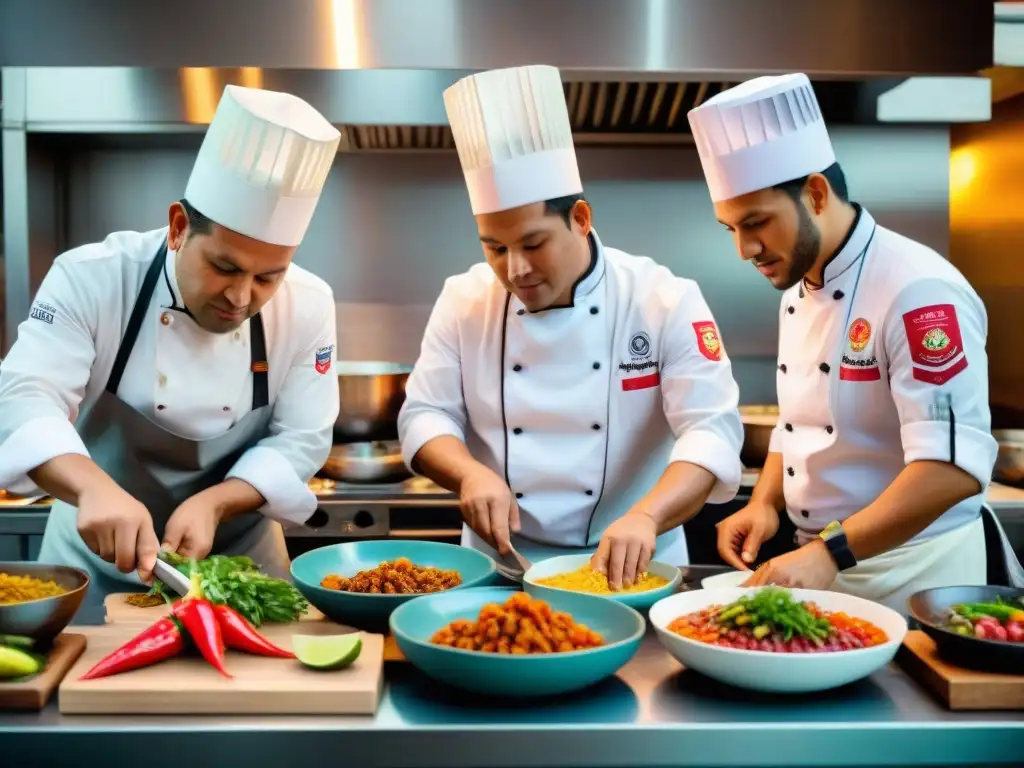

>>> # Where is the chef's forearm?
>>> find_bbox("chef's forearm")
[843,460,981,560]
[631,461,717,532]
[201,479,267,523]
[28,454,120,506]
[411,435,488,494]
[749,452,786,512]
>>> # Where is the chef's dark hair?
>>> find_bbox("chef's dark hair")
[178,198,213,237]
[544,194,586,227]
[773,162,849,204]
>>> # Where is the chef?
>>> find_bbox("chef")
[398,64,744,588]
[0,84,341,608]
[688,73,1023,611]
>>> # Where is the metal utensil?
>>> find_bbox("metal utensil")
[153,557,192,596]
[319,440,412,484]
[334,361,413,443]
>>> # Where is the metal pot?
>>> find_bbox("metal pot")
[319,440,412,485]
[739,404,779,468]
[334,361,413,443]
[994,429,1024,487]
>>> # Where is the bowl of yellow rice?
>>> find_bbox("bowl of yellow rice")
[523,554,681,611]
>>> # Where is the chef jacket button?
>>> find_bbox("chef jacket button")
[801,510,810,518]
[785,423,793,432]
[778,363,787,373]
[160,312,172,326]
[798,286,805,299]
[819,362,831,374]
[223,406,231,412]
[512,363,522,372]
[787,466,795,477]
[156,404,166,411]
[585,489,594,496]
[591,423,601,431]
[515,492,523,499]
[833,290,845,300]
[589,306,599,315]
[592,362,601,370]
[234,331,241,340]
[517,309,525,316]
[826,425,834,434]
[513,427,523,435]
[787,306,795,314]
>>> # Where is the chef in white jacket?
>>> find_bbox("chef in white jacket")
[0,85,341,607]
[398,65,744,588]
[688,73,1020,611]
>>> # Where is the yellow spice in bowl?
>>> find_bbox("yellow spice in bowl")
[535,564,669,594]
[0,573,70,604]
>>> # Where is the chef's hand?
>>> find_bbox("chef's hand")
[459,466,520,555]
[741,539,839,590]
[77,482,160,582]
[591,509,657,590]
[716,501,781,571]
[162,495,222,561]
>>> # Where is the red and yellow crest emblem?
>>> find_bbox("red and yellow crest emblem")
[692,321,723,361]
[847,318,871,353]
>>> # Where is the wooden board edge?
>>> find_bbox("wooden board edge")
[0,633,88,711]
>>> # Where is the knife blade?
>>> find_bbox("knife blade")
[153,557,192,596]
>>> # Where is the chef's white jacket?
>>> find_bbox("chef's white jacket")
[0,227,339,526]
[398,230,744,564]
[770,206,997,544]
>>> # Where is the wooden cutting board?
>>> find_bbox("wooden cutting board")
[58,621,384,715]
[897,630,1024,710]
[105,593,408,662]
[0,633,87,710]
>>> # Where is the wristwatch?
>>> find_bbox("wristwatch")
[819,520,857,571]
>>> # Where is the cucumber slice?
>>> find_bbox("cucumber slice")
[292,634,362,671]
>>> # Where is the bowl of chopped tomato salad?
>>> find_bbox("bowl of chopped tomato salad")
[649,586,907,693]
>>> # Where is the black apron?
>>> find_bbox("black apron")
[38,242,291,611]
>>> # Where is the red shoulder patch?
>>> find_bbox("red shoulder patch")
[314,345,334,375]
[901,304,967,385]
[692,321,723,361]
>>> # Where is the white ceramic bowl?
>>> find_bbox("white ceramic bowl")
[524,554,681,611]
[699,570,749,589]
[648,587,908,693]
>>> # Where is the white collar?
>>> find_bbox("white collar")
[819,205,876,286]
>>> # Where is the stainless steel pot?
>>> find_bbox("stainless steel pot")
[319,440,412,485]
[994,429,1024,487]
[334,361,413,443]
[739,404,779,468]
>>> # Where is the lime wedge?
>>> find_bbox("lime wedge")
[292,634,362,671]
[0,645,41,679]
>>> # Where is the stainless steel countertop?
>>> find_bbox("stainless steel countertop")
[2,568,1022,768]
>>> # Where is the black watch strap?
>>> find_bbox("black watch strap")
[821,523,857,571]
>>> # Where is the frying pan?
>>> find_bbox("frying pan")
[907,585,1024,674]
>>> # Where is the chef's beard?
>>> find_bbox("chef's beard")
[774,203,821,291]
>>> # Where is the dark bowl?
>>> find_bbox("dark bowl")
[0,562,90,643]
[907,585,1024,674]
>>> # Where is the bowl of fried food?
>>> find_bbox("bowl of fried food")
[0,562,90,641]
[523,554,681,611]
[390,587,645,697]
[290,540,498,630]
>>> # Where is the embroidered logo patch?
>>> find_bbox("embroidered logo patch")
[314,345,334,375]
[29,302,57,325]
[847,318,871,352]
[692,321,723,361]
[902,304,967,385]
[628,331,652,358]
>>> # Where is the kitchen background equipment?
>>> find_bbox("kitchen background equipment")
[907,585,1024,675]
[319,440,412,485]
[738,405,778,469]
[0,562,90,640]
[58,621,385,715]
[993,429,1024,487]
[897,630,1024,710]
[334,361,412,444]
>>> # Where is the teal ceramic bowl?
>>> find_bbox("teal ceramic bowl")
[523,554,682,612]
[290,540,498,631]
[390,586,645,697]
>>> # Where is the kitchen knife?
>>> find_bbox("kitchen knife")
[153,557,192,596]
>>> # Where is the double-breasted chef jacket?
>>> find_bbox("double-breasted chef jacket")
[770,205,998,545]
[398,230,745,565]
[0,227,339,564]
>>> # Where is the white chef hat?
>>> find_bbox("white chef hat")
[184,85,341,246]
[444,64,582,215]
[687,73,836,202]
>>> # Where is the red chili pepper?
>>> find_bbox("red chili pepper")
[173,597,232,678]
[212,604,295,658]
[80,616,183,680]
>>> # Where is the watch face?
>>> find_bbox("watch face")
[821,521,842,539]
